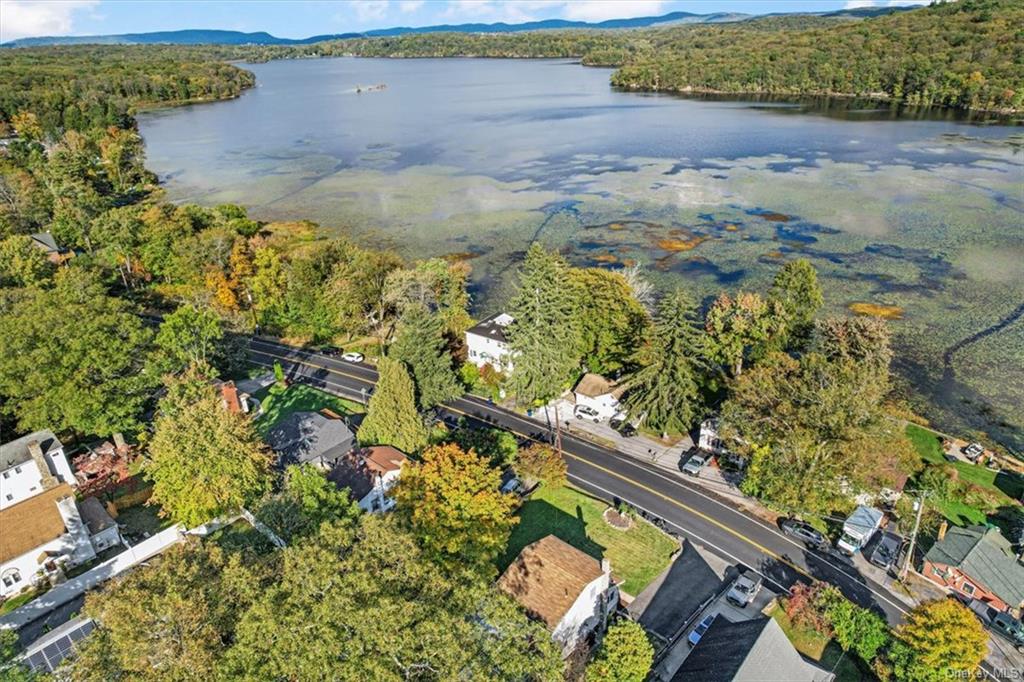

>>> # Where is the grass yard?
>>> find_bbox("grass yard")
[905,423,1023,526]
[498,484,678,596]
[767,602,868,682]
[116,503,174,538]
[254,383,364,436]
[0,587,43,615]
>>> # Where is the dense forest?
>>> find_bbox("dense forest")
[254,0,1023,112]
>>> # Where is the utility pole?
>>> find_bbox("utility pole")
[901,490,928,580]
[553,401,563,455]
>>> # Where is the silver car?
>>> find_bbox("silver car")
[726,574,762,608]
[681,452,710,476]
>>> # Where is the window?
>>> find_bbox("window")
[1,569,21,587]
[962,583,976,596]
[14,466,20,474]
[4,494,11,501]
[2,472,8,479]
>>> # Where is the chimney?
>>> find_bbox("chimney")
[220,381,242,414]
[28,440,58,490]
[937,520,948,542]
[113,432,127,451]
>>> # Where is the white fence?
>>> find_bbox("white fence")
[0,525,185,630]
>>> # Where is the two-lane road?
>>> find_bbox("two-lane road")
[247,337,913,625]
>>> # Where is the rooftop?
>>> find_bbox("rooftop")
[30,231,60,254]
[327,446,408,501]
[1,429,63,471]
[496,534,605,630]
[924,525,1024,607]
[265,411,354,466]
[574,373,624,399]
[77,496,117,536]
[0,483,74,564]
[673,616,830,682]
[466,312,514,344]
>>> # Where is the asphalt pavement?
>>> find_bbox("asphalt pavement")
[248,337,914,626]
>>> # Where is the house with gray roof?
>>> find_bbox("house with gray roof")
[265,411,354,468]
[673,616,833,682]
[1,430,75,510]
[923,524,1024,613]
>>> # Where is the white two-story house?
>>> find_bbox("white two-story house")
[465,312,515,373]
[497,534,616,657]
[1,431,119,599]
[1,430,75,509]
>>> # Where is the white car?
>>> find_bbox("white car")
[574,404,600,423]
[341,351,364,363]
[726,573,762,608]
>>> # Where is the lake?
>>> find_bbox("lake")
[138,57,1024,450]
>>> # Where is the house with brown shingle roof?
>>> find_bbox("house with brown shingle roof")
[0,483,97,599]
[327,446,408,513]
[573,373,625,421]
[497,535,616,657]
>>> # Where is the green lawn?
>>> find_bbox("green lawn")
[498,484,678,596]
[116,503,174,537]
[905,423,1023,525]
[0,587,42,615]
[768,602,869,682]
[254,384,364,436]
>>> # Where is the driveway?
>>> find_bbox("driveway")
[629,540,735,641]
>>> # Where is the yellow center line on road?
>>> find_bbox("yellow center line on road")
[249,346,812,577]
[250,345,911,617]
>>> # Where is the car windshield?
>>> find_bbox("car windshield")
[840,533,858,546]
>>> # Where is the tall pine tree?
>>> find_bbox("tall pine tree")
[389,303,462,409]
[358,357,428,452]
[769,259,823,349]
[506,244,581,405]
[623,288,706,436]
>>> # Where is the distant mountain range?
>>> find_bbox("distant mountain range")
[1,7,914,48]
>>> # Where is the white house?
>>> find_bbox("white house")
[77,497,122,554]
[0,483,97,598]
[1,430,75,510]
[698,418,729,455]
[327,446,409,513]
[465,312,515,373]
[497,535,616,657]
[573,373,625,420]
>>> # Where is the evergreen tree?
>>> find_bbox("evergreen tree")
[357,357,428,452]
[586,620,654,682]
[506,243,581,404]
[769,259,823,348]
[389,303,462,408]
[623,288,705,436]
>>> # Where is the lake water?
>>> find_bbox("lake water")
[138,57,1024,449]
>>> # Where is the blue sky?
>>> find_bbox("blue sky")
[0,0,930,42]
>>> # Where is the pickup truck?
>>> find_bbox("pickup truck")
[837,506,884,556]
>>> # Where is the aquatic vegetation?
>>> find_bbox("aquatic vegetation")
[848,302,905,320]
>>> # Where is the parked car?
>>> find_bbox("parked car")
[780,519,828,549]
[726,573,762,608]
[869,532,903,573]
[341,351,364,363]
[318,346,340,357]
[964,598,1024,653]
[681,452,710,477]
[964,442,985,462]
[610,416,637,437]
[688,613,717,647]
[574,404,601,423]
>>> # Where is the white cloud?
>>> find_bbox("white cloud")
[398,0,425,12]
[0,0,99,42]
[350,0,390,23]
[562,0,666,22]
[844,0,933,7]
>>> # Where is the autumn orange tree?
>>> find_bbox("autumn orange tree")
[516,443,567,489]
[393,442,517,573]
